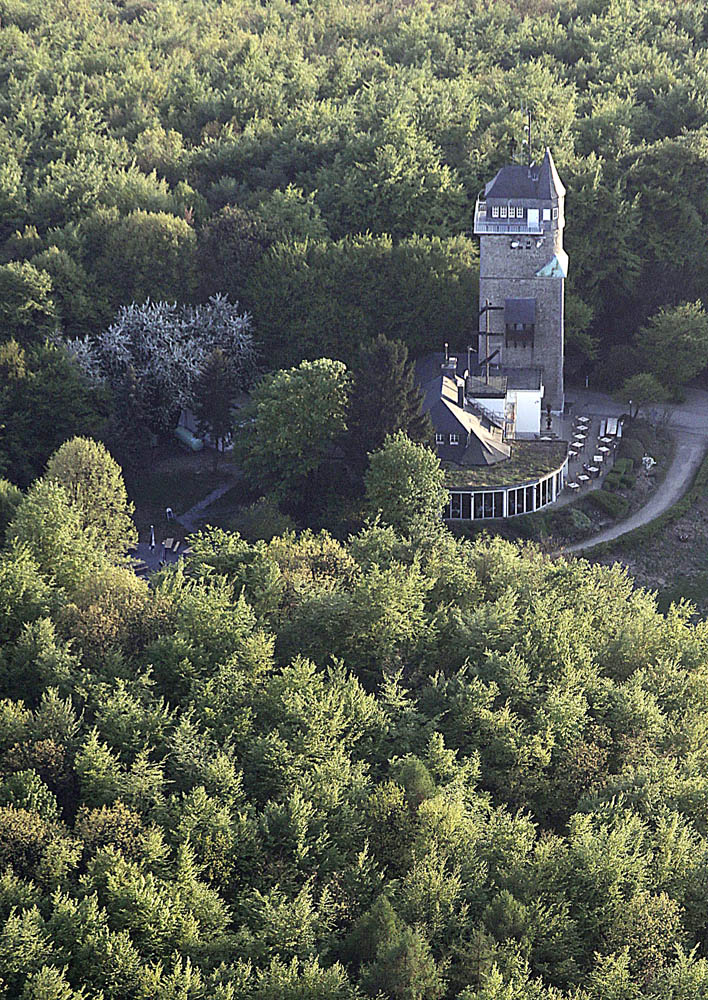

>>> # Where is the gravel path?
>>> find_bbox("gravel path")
[177,477,240,533]
[562,429,708,555]
[130,474,241,575]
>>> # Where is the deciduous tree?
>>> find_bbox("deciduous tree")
[364,432,448,534]
[616,372,666,418]
[240,359,351,499]
[635,301,708,394]
[45,438,137,558]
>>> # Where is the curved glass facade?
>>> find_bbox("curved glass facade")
[444,461,568,520]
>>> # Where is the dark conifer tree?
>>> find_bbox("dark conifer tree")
[347,334,432,471]
[193,348,236,468]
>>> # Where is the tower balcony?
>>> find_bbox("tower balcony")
[474,201,543,235]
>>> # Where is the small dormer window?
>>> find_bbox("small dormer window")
[449,433,460,445]
[435,433,445,445]
[500,206,507,217]
[543,208,551,221]
[517,207,524,218]
[553,206,559,219]
[491,205,499,218]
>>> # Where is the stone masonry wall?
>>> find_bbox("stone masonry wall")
[478,227,565,411]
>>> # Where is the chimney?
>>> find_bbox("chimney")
[441,345,458,378]
[457,382,464,408]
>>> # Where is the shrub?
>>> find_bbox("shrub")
[570,508,593,533]
[228,497,297,542]
[604,472,622,491]
[618,438,643,464]
[547,506,593,541]
[513,513,549,540]
[613,457,634,475]
[586,490,629,517]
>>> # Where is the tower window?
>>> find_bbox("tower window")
[500,206,507,217]
[505,323,535,348]
[491,205,499,218]
[553,206,559,219]
[449,433,460,445]
[517,207,524,218]
[504,298,536,348]
[435,433,444,445]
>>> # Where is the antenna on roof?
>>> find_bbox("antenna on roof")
[523,103,532,168]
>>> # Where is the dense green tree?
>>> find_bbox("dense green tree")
[0,479,23,544]
[616,373,666,418]
[192,348,238,467]
[45,438,137,558]
[0,262,57,347]
[364,432,448,534]
[30,246,102,338]
[196,204,279,303]
[635,301,708,394]
[240,359,351,501]
[6,479,105,592]
[361,924,444,1000]
[246,234,478,366]
[0,342,110,487]
[92,210,197,309]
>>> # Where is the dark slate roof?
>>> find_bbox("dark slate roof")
[504,298,536,325]
[422,372,510,466]
[538,147,566,198]
[416,351,469,385]
[484,148,565,201]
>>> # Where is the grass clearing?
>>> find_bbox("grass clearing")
[124,442,233,541]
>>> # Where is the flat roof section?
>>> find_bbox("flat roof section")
[444,439,568,489]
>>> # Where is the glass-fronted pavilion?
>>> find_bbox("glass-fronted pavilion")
[443,440,568,521]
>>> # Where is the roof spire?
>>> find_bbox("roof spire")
[539,147,566,198]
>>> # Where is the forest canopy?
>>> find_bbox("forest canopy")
[1,0,708,376]
[2,443,708,996]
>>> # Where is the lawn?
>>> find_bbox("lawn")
[124,442,233,542]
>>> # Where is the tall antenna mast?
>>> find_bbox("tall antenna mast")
[525,104,532,168]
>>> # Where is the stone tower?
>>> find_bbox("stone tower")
[474,148,567,413]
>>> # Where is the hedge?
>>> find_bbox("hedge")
[586,490,630,517]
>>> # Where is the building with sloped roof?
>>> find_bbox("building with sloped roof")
[418,352,568,521]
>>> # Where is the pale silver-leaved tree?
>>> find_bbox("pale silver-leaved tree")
[66,294,256,432]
